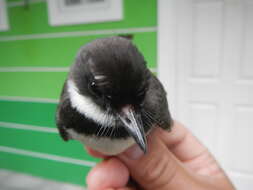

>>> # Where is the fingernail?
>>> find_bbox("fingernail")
[122,144,144,160]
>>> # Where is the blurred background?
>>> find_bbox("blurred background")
[0,0,252,189]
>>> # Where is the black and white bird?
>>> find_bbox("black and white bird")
[56,36,173,155]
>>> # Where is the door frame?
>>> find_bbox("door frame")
[157,0,177,114]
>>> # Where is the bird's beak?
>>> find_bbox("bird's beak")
[118,105,147,153]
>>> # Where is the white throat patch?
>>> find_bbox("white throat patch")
[67,128,135,155]
[67,80,115,127]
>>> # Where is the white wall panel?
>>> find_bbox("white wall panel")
[240,4,253,80]
[187,102,218,152]
[227,106,253,172]
[191,1,223,78]
[229,172,253,190]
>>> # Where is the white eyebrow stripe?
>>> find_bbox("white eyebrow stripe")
[94,75,106,80]
[67,80,115,127]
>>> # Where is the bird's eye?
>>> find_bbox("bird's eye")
[105,94,112,100]
[91,81,96,88]
[137,90,145,97]
[137,91,146,99]
[89,81,100,96]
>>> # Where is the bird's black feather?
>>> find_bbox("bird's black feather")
[56,36,173,150]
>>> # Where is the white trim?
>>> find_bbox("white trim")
[0,146,96,167]
[0,96,59,103]
[8,0,45,7]
[157,0,177,114]
[0,67,69,72]
[0,27,157,42]
[0,0,9,31]
[0,121,58,133]
[47,0,123,26]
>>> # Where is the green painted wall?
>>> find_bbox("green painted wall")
[0,0,157,186]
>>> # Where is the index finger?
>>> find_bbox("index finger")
[157,121,230,178]
[158,121,207,162]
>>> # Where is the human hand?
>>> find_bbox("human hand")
[86,121,235,190]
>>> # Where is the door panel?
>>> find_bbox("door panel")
[159,0,253,189]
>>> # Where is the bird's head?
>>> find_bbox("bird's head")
[69,37,151,152]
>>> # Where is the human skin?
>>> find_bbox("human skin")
[86,122,236,190]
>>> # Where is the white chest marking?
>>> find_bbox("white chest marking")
[67,129,135,155]
[67,80,115,127]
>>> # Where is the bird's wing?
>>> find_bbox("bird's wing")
[148,74,174,130]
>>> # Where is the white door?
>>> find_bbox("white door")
[158,0,253,189]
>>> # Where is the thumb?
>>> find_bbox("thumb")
[118,128,195,190]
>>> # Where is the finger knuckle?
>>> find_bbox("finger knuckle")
[140,155,174,188]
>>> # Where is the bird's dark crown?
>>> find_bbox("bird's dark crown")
[69,36,151,111]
